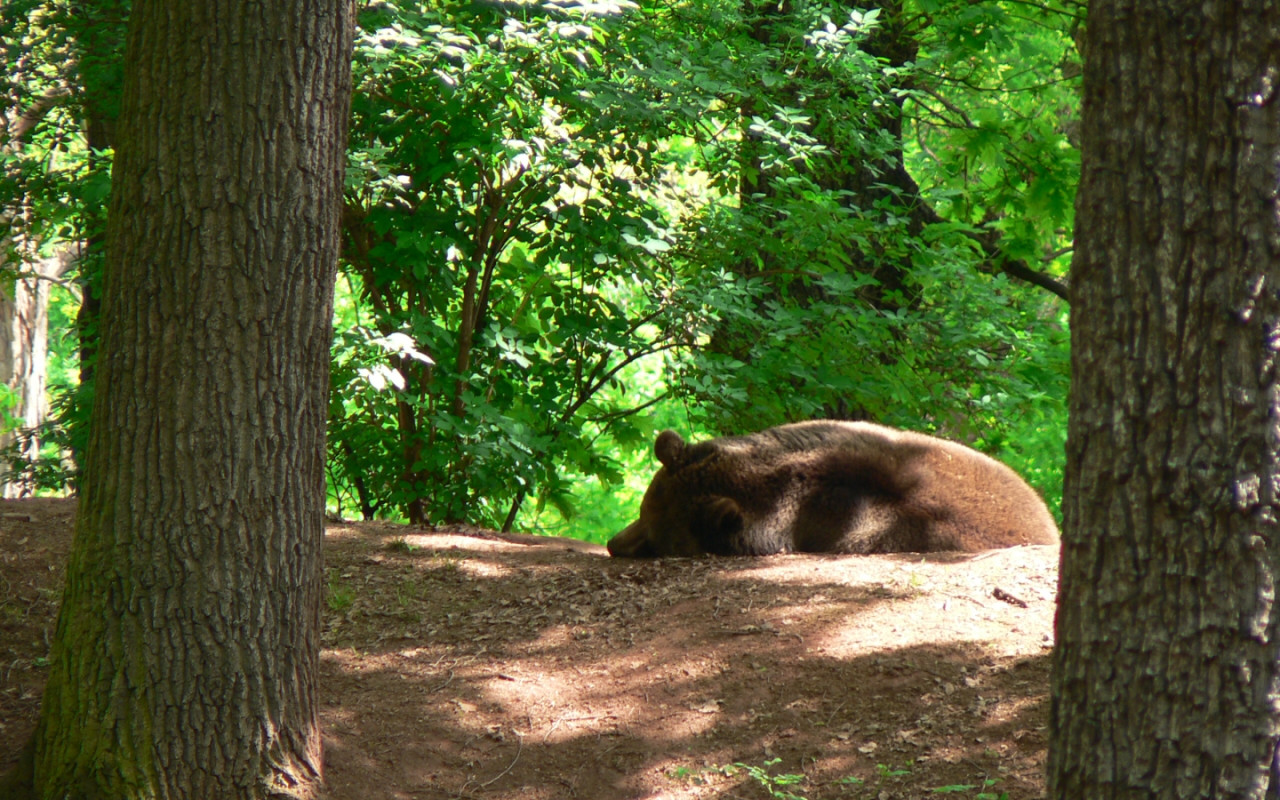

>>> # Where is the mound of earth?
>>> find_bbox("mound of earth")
[0,498,1057,799]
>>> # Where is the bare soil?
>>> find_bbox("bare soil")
[0,497,1057,799]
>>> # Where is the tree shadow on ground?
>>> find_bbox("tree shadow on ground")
[320,526,1056,800]
[0,506,1054,799]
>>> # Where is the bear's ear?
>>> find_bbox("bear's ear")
[654,430,686,467]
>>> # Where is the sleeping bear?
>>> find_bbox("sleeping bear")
[607,420,1059,557]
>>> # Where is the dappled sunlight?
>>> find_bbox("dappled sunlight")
[806,586,1054,660]
[0,497,1054,800]
[715,544,1058,586]
[312,523,1057,799]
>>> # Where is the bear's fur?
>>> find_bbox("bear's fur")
[606,420,1059,557]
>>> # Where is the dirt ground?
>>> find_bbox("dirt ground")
[0,497,1058,799]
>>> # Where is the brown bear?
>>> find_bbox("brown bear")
[606,420,1059,557]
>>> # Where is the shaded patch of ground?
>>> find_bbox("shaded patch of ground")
[0,498,1056,799]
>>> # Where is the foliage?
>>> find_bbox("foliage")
[702,759,1006,800]
[901,0,1078,512]
[5,0,1078,533]
[717,758,808,800]
[0,387,83,494]
[931,777,1008,799]
[518,373,709,542]
[656,0,1073,513]
[1,0,124,261]
[326,568,357,612]
[2,0,126,492]
[330,0,700,526]
[906,0,1082,265]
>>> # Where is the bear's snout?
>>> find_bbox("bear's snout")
[607,520,653,557]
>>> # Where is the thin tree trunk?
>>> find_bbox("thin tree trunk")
[0,249,74,497]
[0,84,80,497]
[395,377,428,525]
[339,438,378,521]
[10,0,355,797]
[1049,3,1280,798]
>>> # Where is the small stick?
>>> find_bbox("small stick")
[480,731,524,787]
[992,587,1028,608]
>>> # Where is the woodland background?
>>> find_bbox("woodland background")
[0,0,1077,540]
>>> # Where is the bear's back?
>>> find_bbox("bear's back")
[762,421,1059,552]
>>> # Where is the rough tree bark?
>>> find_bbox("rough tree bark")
[3,0,355,797]
[1049,3,1280,798]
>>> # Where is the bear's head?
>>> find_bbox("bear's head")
[607,430,771,558]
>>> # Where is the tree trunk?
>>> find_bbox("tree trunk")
[1049,3,1280,798]
[0,249,74,498]
[395,384,429,526]
[0,86,81,498]
[70,0,128,391]
[11,0,355,797]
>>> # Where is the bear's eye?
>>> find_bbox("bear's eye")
[692,497,744,552]
[717,511,743,537]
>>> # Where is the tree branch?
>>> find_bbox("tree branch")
[584,391,672,424]
[897,168,1070,301]
[4,87,70,145]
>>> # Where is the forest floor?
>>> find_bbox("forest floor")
[0,497,1058,800]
